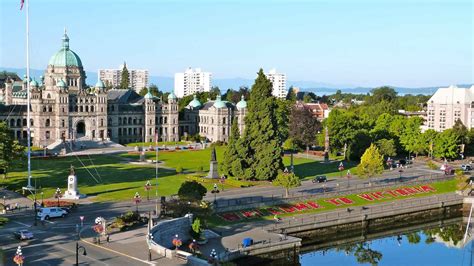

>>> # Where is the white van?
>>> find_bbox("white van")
[37,207,68,220]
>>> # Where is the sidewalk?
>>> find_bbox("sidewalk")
[80,225,185,266]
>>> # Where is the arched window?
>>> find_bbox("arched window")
[118,117,122,125]
[45,119,50,127]
[85,106,89,112]
[43,106,47,112]
[74,106,78,112]
[80,106,83,112]
[47,93,51,99]
[128,117,132,124]
[17,119,21,127]
[22,119,27,126]
[100,119,104,127]
[10,119,14,127]
[91,106,94,112]
[48,106,52,112]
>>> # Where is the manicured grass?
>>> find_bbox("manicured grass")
[125,141,189,147]
[206,179,457,227]
[1,145,358,202]
[283,156,358,180]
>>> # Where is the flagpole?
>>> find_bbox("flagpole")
[25,0,32,189]
[155,130,159,216]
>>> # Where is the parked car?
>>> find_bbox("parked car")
[60,207,72,213]
[312,175,328,183]
[13,230,34,240]
[462,165,472,171]
[37,207,68,220]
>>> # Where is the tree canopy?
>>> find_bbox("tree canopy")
[119,63,130,89]
[177,181,207,201]
[357,144,384,180]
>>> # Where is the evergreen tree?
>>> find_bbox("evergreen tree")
[119,63,130,89]
[220,119,242,177]
[241,69,283,180]
[357,143,384,183]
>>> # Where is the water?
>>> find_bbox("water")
[300,223,472,266]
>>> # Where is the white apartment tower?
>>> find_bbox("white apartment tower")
[174,67,212,98]
[265,68,287,99]
[98,63,149,92]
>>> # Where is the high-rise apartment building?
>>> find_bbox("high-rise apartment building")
[98,63,148,92]
[174,67,212,98]
[265,68,287,99]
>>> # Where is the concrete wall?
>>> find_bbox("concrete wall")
[148,214,193,258]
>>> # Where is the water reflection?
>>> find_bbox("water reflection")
[301,223,470,266]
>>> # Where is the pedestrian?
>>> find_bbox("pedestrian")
[106,234,110,243]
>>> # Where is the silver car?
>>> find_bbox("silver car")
[13,230,34,240]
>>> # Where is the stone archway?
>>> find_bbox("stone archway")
[76,121,86,138]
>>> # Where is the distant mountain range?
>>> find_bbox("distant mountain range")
[2,67,472,96]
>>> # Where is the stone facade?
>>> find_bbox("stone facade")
[0,32,246,147]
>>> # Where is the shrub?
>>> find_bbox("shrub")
[178,181,207,201]
[176,166,183,174]
[427,161,438,170]
[122,211,140,223]
[190,218,202,239]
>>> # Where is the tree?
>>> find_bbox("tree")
[399,117,423,156]
[357,144,384,182]
[275,99,290,145]
[347,130,372,161]
[119,63,130,89]
[240,69,283,180]
[138,88,148,96]
[375,138,397,157]
[367,86,397,104]
[452,119,469,145]
[191,218,202,239]
[177,181,207,201]
[220,119,242,177]
[303,94,313,103]
[0,122,25,179]
[289,106,321,148]
[286,86,297,102]
[273,171,301,197]
[433,129,459,160]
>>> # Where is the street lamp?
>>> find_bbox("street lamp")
[172,234,182,250]
[338,161,344,180]
[148,233,153,261]
[209,248,218,264]
[75,242,87,266]
[144,181,151,201]
[55,188,61,207]
[211,184,220,205]
[399,169,403,182]
[13,246,24,266]
[133,192,141,213]
[346,170,351,188]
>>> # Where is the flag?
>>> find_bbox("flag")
[20,0,24,10]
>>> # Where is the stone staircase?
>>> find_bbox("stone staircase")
[47,137,123,153]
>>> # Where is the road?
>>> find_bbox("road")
[205,161,447,206]
[0,200,174,266]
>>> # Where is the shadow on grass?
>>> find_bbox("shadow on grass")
[290,160,358,180]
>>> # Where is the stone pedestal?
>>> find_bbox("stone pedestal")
[207,160,219,179]
[63,166,85,199]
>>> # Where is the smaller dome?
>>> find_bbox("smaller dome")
[236,95,247,109]
[23,75,31,83]
[188,95,202,108]
[57,80,67,88]
[213,94,226,109]
[168,91,177,100]
[30,80,39,87]
[95,80,105,88]
[144,89,154,99]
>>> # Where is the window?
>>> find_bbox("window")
[80,106,83,112]
[118,118,122,125]
[46,131,50,139]
[223,117,226,124]
[45,119,50,127]
[61,120,65,127]
[10,119,14,127]
[22,119,27,126]
[223,127,226,135]
[100,119,104,127]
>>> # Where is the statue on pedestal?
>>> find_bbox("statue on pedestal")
[63,165,85,199]
[206,147,219,179]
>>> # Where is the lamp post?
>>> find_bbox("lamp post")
[3,195,5,206]
[13,246,24,266]
[398,169,403,182]
[55,188,61,207]
[209,248,218,264]
[33,191,37,226]
[211,184,220,205]
[144,181,151,201]
[148,233,153,261]
[75,242,87,266]
[172,234,182,250]
[346,170,351,188]
[133,192,141,214]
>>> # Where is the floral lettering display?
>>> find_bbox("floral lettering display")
[217,184,437,222]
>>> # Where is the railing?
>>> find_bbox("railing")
[214,173,453,212]
[265,193,463,232]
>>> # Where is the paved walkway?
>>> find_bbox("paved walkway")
[80,225,185,266]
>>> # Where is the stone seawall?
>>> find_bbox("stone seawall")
[148,214,193,258]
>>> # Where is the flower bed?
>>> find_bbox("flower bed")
[216,184,438,223]
[42,200,76,208]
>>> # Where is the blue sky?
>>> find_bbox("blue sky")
[1,0,472,87]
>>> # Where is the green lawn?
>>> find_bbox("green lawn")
[125,141,189,147]
[206,179,457,227]
[1,146,359,202]
[283,156,358,180]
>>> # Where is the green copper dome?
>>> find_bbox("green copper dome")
[213,95,226,109]
[236,95,247,109]
[48,31,83,68]
[95,80,105,88]
[188,95,202,108]
[144,89,154,99]
[30,79,39,87]
[57,79,67,88]
[168,91,177,100]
